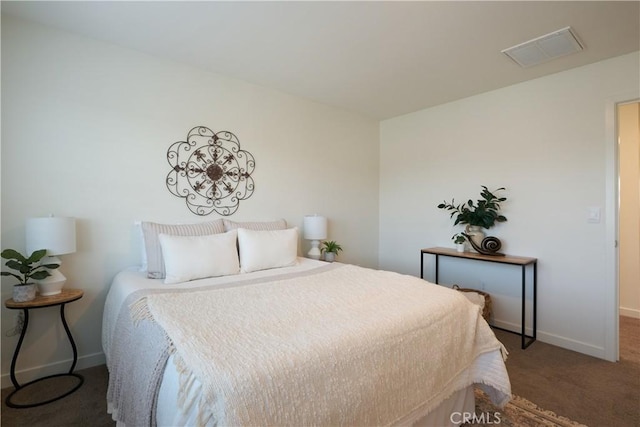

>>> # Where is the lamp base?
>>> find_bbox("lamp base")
[307,240,322,260]
[36,258,66,296]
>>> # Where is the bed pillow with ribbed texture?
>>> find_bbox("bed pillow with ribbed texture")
[237,227,298,273]
[159,230,240,284]
[141,219,225,279]
[223,219,287,231]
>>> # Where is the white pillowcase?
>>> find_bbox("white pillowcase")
[159,229,239,284]
[142,219,226,279]
[237,228,298,273]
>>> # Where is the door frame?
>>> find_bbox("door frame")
[604,92,640,362]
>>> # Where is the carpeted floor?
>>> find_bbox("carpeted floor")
[1,364,114,426]
[491,316,640,427]
[1,317,638,426]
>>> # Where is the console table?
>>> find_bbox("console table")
[420,247,537,349]
[4,289,84,408]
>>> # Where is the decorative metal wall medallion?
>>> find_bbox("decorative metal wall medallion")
[166,126,255,216]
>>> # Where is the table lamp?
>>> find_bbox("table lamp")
[303,215,327,260]
[26,216,76,296]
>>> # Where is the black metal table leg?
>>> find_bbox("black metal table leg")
[521,265,526,349]
[533,261,537,341]
[420,251,440,283]
[420,248,537,350]
[5,302,84,408]
[520,262,537,349]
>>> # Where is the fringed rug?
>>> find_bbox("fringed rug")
[467,388,588,427]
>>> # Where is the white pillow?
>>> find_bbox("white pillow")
[159,229,239,284]
[237,228,298,273]
[141,219,226,279]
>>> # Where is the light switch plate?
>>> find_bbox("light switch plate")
[587,207,601,223]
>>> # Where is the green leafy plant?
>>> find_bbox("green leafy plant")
[437,186,507,229]
[452,233,466,244]
[321,240,343,254]
[1,249,59,286]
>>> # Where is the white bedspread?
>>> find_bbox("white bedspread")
[127,262,510,426]
[102,258,325,364]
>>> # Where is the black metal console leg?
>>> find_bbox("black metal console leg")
[60,303,79,373]
[521,265,526,349]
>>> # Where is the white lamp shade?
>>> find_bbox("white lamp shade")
[26,217,77,256]
[303,215,327,240]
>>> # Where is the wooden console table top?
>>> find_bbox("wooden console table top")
[421,247,537,266]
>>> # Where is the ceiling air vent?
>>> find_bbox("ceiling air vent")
[501,26,584,68]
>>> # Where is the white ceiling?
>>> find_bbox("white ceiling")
[2,1,639,119]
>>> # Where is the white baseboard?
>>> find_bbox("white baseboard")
[491,318,608,360]
[536,330,608,360]
[1,352,105,389]
[620,306,640,319]
[491,318,534,337]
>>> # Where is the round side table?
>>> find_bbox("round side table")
[4,288,84,408]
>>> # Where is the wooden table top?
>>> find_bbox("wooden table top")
[5,289,84,309]
[421,247,537,266]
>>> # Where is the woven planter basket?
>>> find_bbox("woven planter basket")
[453,285,492,321]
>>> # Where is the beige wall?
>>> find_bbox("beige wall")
[0,15,380,386]
[618,102,640,319]
[379,52,640,359]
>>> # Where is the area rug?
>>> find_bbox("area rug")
[467,388,589,427]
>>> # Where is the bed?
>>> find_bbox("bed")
[102,219,511,426]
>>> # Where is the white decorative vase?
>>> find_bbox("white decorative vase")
[324,252,336,262]
[465,225,485,250]
[37,281,64,296]
[13,284,37,302]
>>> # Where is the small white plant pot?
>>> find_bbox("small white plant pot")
[324,252,336,262]
[456,243,465,253]
[37,281,64,296]
[13,284,37,302]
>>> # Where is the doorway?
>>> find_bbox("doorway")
[605,95,638,362]
[617,102,640,320]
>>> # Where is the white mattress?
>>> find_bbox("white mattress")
[103,258,509,426]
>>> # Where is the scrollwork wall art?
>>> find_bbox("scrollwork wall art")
[166,126,255,216]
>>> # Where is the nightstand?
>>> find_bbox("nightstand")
[4,289,84,408]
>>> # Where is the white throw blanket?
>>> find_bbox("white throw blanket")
[131,263,509,426]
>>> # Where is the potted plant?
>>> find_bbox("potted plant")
[437,186,507,246]
[452,233,466,253]
[321,240,343,263]
[1,249,60,302]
